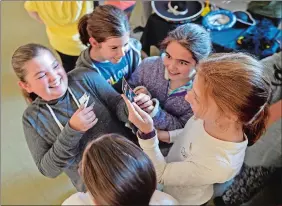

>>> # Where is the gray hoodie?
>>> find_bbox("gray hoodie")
[22,67,135,192]
[75,38,142,94]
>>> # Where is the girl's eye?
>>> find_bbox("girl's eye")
[165,53,171,59]
[180,61,188,66]
[53,63,59,69]
[111,47,118,50]
[38,74,46,79]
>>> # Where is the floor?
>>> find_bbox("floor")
[1,1,77,205]
[1,1,251,205]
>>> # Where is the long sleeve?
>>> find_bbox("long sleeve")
[89,72,129,123]
[23,117,84,178]
[127,56,161,89]
[151,100,192,130]
[138,136,226,187]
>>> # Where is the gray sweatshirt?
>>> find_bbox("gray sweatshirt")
[22,67,134,192]
[128,56,193,130]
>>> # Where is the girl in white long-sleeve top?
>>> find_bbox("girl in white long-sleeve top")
[122,53,272,205]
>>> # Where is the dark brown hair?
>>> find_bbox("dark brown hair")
[81,134,156,205]
[160,23,212,63]
[78,5,130,46]
[197,53,272,145]
[11,43,54,103]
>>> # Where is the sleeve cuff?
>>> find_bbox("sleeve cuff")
[149,98,160,118]
[137,135,159,150]
[58,122,85,147]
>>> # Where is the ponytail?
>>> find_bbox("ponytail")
[243,104,270,146]
[78,5,130,46]
[78,14,91,46]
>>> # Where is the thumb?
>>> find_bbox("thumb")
[75,104,84,113]
[122,94,144,122]
[121,94,135,113]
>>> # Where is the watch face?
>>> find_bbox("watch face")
[208,14,230,26]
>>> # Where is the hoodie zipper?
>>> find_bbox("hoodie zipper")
[163,81,170,107]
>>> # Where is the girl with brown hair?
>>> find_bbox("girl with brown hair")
[122,52,272,205]
[12,43,137,192]
[62,134,178,205]
[76,5,141,94]
[128,23,211,134]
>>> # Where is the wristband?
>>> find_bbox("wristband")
[137,129,156,140]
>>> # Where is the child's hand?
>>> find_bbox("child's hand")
[157,130,170,143]
[122,94,154,134]
[134,87,150,95]
[134,93,154,114]
[69,103,98,132]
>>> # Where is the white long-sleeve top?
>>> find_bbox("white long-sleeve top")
[138,117,248,205]
[62,190,179,205]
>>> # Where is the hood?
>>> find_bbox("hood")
[75,47,95,71]
[75,38,142,71]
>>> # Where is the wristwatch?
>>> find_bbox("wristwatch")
[137,129,156,140]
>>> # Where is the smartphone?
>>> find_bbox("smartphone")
[122,78,136,102]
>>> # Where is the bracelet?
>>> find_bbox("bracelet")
[137,129,156,140]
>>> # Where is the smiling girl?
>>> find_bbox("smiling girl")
[12,43,136,192]
[123,52,272,205]
[76,5,141,94]
[128,23,211,138]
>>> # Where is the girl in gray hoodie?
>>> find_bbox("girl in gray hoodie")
[76,5,142,94]
[12,43,136,192]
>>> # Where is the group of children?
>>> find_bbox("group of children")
[12,3,277,206]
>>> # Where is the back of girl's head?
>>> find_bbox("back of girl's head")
[160,23,212,63]
[81,134,156,205]
[11,43,54,103]
[197,53,272,145]
[78,5,130,46]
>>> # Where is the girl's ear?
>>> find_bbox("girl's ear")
[89,37,99,48]
[18,81,32,93]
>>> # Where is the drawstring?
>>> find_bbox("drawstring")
[46,104,64,131]
[46,87,80,131]
[67,87,80,108]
